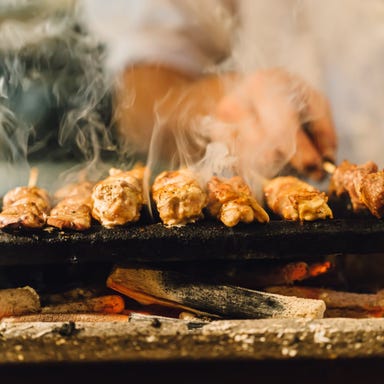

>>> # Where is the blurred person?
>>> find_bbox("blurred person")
[3,0,382,196]
[80,0,338,191]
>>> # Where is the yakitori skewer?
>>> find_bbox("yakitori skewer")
[0,167,51,229]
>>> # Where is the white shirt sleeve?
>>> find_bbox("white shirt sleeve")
[79,0,233,75]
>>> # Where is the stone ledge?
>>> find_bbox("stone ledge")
[1,317,384,363]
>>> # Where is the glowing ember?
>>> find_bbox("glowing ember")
[309,261,332,278]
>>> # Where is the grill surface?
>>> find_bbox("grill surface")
[0,218,383,266]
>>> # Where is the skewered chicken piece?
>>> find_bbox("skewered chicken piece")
[151,168,207,227]
[47,181,94,231]
[0,167,51,229]
[264,176,333,221]
[91,165,145,228]
[207,175,269,227]
[119,162,146,183]
[109,163,149,204]
[359,171,384,218]
[328,160,378,213]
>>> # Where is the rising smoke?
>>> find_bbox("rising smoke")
[2,0,384,196]
[166,0,384,194]
[0,0,114,193]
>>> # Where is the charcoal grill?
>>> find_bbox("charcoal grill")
[1,216,384,383]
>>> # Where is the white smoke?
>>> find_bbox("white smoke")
[0,0,115,194]
[2,0,384,195]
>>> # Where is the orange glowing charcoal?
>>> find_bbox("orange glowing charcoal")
[308,261,332,278]
[280,262,309,283]
[218,261,332,289]
[218,261,310,289]
[41,295,125,314]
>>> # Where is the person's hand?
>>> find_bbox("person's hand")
[212,68,337,180]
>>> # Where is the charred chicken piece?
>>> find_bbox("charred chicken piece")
[0,186,51,229]
[329,160,378,213]
[47,181,94,231]
[207,176,269,227]
[91,167,144,228]
[151,169,207,227]
[359,171,384,218]
[264,176,333,221]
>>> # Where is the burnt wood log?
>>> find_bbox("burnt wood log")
[107,267,326,319]
[265,286,384,318]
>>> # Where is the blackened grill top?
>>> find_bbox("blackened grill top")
[0,218,384,266]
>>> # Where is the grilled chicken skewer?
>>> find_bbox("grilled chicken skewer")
[91,164,145,228]
[0,167,51,229]
[264,176,333,221]
[151,168,207,227]
[207,175,269,227]
[359,170,384,218]
[47,181,94,231]
[326,159,384,218]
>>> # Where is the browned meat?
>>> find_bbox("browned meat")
[47,181,94,231]
[264,176,333,221]
[329,160,378,213]
[51,180,94,202]
[151,168,207,227]
[113,162,146,183]
[207,176,269,227]
[91,167,144,228]
[359,171,384,218]
[0,186,51,229]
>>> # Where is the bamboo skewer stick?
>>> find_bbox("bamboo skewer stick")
[323,161,336,175]
[28,167,39,188]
